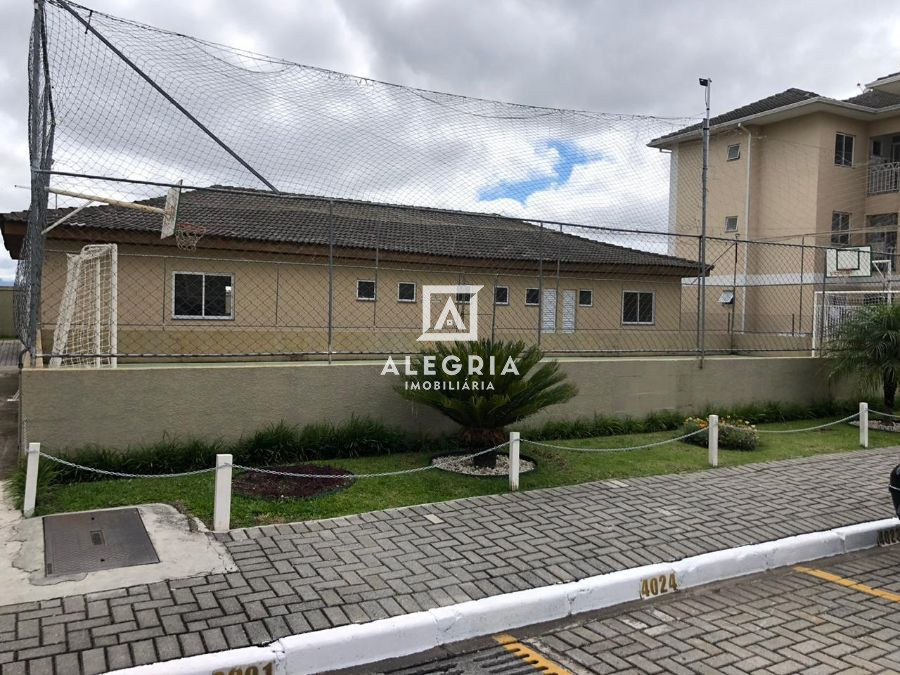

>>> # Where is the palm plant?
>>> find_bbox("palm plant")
[825,302,900,418]
[396,339,577,467]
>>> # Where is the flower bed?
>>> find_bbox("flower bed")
[683,416,760,451]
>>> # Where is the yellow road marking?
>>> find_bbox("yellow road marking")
[794,565,900,602]
[493,633,573,674]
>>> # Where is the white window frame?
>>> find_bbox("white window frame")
[356,279,376,302]
[578,289,593,307]
[622,290,655,326]
[494,285,509,305]
[172,271,234,320]
[831,211,851,246]
[397,281,416,303]
[726,143,741,161]
[725,215,738,232]
[835,133,854,167]
[525,288,540,306]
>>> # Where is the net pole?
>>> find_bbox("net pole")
[698,78,712,369]
[326,200,334,364]
[798,235,805,333]
[537,222,544,348]
[93,257,101,368]
[110,245,118,368]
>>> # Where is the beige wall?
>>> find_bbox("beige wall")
[21,355,840,451]
[39,242,694,357]
[0,288,15,338]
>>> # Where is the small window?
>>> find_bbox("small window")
[494,286,509,305]
[397,282,416,303]
[578,289,592,307]
[873,140,883,157]
[173,273,233,319]
[622,291,654,325]
[525,288,540,306]
[357,279,376,301]
[726,144,741,161]
[455,291,471,305]
[725,215,738,232]
[831,212,850,245]
[834,133,854,167]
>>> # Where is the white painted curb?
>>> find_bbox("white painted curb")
[109,517,898,675]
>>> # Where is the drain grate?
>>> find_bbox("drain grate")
[43,508,159,576]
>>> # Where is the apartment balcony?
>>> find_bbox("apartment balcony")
[867,161,900,194]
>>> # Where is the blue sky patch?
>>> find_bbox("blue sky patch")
[478,139,603,205]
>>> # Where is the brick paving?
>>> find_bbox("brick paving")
[508,546,900,674]
[1,447,898,674]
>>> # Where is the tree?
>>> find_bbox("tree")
[396,339,577,467]
[825,302,900,418]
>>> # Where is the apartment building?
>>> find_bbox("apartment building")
[649,73,900,345]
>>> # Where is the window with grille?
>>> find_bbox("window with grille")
[726,144,740,161]
[494,286,509,305]
[725,215,738,232]
[357,279,376,301]
[397,282,416,302]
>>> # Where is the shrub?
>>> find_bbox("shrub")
[683,416,759,451]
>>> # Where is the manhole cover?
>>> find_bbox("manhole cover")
[43,508,159,576]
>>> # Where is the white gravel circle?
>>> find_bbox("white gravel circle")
[432,452,536,476]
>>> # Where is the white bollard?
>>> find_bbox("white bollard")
[509,431,520,492]
[23,442,40,518]
[213,454,233,532]
[860,402,869,449]
[708,415,719,467]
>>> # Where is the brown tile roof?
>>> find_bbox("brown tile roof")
[1,188,698,272]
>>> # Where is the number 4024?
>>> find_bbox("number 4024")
[640,572,678,598]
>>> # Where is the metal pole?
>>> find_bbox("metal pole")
[537,223,544,348]
[327,200,334,363]
[730,235,738,352]
[798,235,805,333]
[698,77,712,369]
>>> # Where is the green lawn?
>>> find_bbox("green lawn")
[24,419,898,529]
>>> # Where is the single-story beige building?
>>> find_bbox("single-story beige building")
[1,188,706,361]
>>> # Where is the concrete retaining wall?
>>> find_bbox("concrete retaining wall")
[21,355,840,451]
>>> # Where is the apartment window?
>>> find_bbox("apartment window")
[494,286,509,305]
[866,213,898,269]
[726,144,741,161]
[173,273,233,319]
[578,289,593,307]
[834,133,854,167]
[622,291,654,325]
[831,212,851,245]
[525,288,540,306]
[357,279,376,301]
[725,215,739,232]
[397,282,416,303]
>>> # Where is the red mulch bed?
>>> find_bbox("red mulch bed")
[233,464,354,500]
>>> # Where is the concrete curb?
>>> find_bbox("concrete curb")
[109,517,899,675]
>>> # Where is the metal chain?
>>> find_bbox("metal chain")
[232,443,510,479]
[870,409,900,420]
[38,443,510,481]
[755,412,859,434]
[522,427,707,453]
[38,452,219,478]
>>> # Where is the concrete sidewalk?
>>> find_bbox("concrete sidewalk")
[1,447,898,674]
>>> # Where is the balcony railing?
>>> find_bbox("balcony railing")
[867,161,900,194]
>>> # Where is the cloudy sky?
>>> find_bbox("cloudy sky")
[1,0,899,281]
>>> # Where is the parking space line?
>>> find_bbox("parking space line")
[794,565,900,603]
[493,633,573,674]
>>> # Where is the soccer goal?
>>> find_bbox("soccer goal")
[812,289,898,356]
[49,244,118,368]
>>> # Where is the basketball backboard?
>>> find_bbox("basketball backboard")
[826,246,872,278]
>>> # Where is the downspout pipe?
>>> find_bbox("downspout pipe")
[738,123,752,333]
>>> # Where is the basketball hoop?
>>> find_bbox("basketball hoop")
[174,223,206,251]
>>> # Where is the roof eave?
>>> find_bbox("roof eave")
[647,97,900,149]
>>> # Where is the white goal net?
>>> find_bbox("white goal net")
[50,244,118,368]
[812,289,899,355]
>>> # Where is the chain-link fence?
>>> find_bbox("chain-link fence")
[10,1,899,366]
